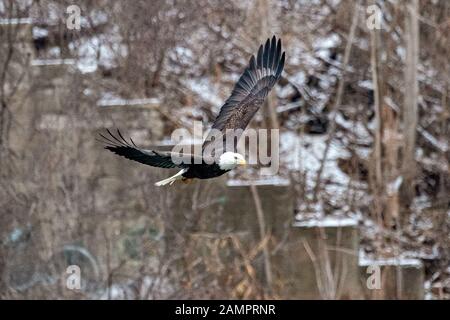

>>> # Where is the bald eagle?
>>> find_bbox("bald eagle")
[100,36,285,186]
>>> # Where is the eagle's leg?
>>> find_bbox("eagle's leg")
[182,178,194,184]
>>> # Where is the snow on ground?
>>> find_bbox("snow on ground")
[335,113,372,143]
[183,77,224,108]
[227,176,290,187]
[98,276,174,300]
[170,46,194,65]
[97,97,160,108]
[71,29,127,73]
[287,32,341,109]
[417,126,449,153]
[96,91,161,109]
[32,26,48,38]
[280,129,369,218]
[280,130,351,193]
[358,79,373,90]
[156,136,204,147]
[359,250,424,268]
[31,58,75,66]
[294,216,358,228]
[0,17,32,25]
[80,9,108,27]
[313,33,341,60]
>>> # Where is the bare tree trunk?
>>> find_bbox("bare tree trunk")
[249,184,273,296]
[383,105,400,227]
[369,1,403,229]
[313,2,359,200]
[264,91,279,130]
[259,0,279,131]
[401,0,419,218]
[369,16,383,221]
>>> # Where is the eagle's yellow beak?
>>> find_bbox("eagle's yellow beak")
[238,158,247,166]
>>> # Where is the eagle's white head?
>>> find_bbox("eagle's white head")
[218,152,246,171]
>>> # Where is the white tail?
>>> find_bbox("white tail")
[154,169,187,186]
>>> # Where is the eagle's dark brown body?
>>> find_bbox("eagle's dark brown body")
[182,163,228,180]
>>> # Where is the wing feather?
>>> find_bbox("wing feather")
[202,36,285,154]
[206,36,285,134]
[263,38,270,71]
[268,36,276,70]
[100,130,197,169]
[256,44,263,68]
[275,52,285,79]
[273,38,281,70]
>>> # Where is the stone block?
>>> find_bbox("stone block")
[359,257,424,299]
[275,217,361,299]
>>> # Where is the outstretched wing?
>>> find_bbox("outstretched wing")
[99,129,196,169]
[203,36,285,153]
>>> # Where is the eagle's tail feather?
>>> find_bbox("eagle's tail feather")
[154,169,187,186]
